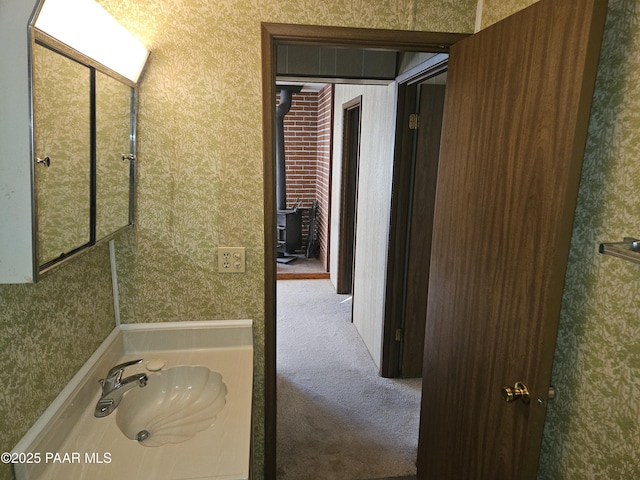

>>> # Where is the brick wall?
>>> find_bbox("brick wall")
[283,92,318,210]
[315,85,333,270]
[277,87,333,269]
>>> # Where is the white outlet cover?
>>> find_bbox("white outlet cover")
[218,247,246,273]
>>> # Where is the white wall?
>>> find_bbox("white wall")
[0,0,39,283]
[330,83,397,370]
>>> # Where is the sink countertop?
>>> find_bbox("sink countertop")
[13,321,253,480]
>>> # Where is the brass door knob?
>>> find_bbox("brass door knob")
[501,382,530,404]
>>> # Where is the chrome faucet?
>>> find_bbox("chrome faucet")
[94,359,148,418]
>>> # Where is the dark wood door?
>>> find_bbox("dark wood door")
[417,0,607,478]
[402,83,446,377]
[336,97,362,295]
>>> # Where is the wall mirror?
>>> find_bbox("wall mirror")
[0,0,148,284]
[33,42,92,265]
[95,71,134,241]
[32,32,136,275]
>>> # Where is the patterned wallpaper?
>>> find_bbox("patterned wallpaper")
[480,0,535,27]
[482,1,640,478]
[0,1,474,479]
[0,19,130,480]
[3,0,635,478]
[0,245,115,480]
[97,1,477,477]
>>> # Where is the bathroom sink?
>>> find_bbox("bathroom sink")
[115,365,227,447]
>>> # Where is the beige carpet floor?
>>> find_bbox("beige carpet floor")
[276,279,421,480]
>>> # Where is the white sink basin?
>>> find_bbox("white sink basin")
[12,321,253,480]
[116,365,227,447]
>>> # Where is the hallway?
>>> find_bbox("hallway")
[276,279,421,479]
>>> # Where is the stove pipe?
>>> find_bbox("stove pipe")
[275,86,301,211]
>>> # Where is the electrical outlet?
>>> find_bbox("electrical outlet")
[218,247,246,273]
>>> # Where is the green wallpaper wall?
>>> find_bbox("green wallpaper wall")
[21,1,640,479]
[2,0,636,478]
[0,1,473,479]
[0,245,115,480]
[97,0,476,477]
[0,18,132,480]
[483,0,640,478]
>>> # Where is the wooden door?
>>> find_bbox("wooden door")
[402,83,446,377]
[336,97,362,295]
[417,0,607,478]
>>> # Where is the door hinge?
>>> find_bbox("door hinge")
[395,328,404,342]
[409,113,420,130]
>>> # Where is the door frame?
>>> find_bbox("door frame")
[261,22,469,477]
[336,96,362,295]
[381,55,449,377]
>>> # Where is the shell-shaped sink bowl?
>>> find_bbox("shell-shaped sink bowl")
[116,365,227,447]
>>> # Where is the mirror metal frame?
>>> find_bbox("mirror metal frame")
[30,28,138,279]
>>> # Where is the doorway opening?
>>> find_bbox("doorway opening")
[274,77,430,477]
[265,2,607,476]
[262,23,467,478]
[336,96,361,296]
[275,80,420,477]
[382,60,448,378]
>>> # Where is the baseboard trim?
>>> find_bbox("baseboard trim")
[277,272,330,280]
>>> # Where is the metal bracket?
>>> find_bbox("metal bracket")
[395,328,403,342]
[409,114,420,130]
[599,237,640,265]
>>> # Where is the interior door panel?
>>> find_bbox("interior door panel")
[417,0,608,477]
